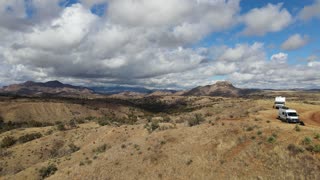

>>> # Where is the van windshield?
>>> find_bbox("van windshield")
[287,112,298,116]
[275,102,284,104]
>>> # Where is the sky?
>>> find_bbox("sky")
[0,0,319,89]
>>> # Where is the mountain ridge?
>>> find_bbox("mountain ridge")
[0,80,94,97]
[184,81,260,97]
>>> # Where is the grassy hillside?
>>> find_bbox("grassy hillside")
[0,93,320,179]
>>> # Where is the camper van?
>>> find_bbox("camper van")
[278,107,300,123]
[273,96,285,109]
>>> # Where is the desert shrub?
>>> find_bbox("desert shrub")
[314,133,320,140]
[1,136,16,148]
[49,140,65,158]
[306,144,320,153]
[313,145,320,152]
[97,117,110,126]
[0,121,53,133]
[68,143,80,153]
[144,121,159,133]
[75,118,85,124]
[56,123,66,131]
[163,116,171,123]
[45,129,54,135]
[27,120,45,127]
[246,126,254,131]
[18,132,42,143]
[295,124,301,132]
[151,121,159,131]
[302,137,312,145]
[39,164,57,179]
[188,114,205,127]
[85,116,95,121]
[257,131,262,135]
[186,159,193,165]
[287,144,304,155]
[93,144,110,154]
[68,119,78,128]
[267,136,276,144]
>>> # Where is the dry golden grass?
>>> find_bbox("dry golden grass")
[0,92,320,179]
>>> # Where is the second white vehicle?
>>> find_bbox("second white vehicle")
[278,107,300,123]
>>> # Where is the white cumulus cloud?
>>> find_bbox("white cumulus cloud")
[281,34,309,51]
[241,3,292,36]
[298,0,320,21]
[271,52,288,63]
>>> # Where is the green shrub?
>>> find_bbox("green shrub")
[1,136,16,148]
[188,114,205,127]
[267,136,276,144]
[56,123,66,131]
[39,164,57,179]
[295,124,301,132]
[313,145,320,152]
[306,144,320,153]
[93,144,110,154]
[302,137,312,145]
[18,133,42,143]
[257,131,262,135]
[314,133,320,140]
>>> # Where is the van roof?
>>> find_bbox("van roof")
[285,109,297,113]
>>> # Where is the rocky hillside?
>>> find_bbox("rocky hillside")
[184,81,259,97]
[0,81,94,97]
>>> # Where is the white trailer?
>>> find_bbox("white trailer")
[273,96,286,109]
[278,107,300,123]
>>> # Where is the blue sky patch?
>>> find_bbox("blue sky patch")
[59,0,80,7]
[91,3,108,17]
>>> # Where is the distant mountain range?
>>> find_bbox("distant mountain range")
[90,86,177,95]
[0,80,94,97]
[3,80,316,98]
[91,86,153,94]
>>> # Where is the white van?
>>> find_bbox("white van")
[273,96,286,109]
[278,107,300,123]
